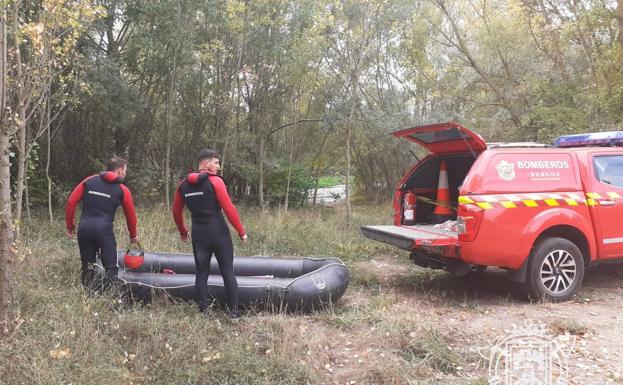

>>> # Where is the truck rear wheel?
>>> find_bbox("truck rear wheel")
[525,237,584,302]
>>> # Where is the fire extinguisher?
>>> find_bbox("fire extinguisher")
[403,190,416,225]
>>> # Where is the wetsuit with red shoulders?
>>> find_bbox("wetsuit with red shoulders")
[65,172,137,287]
[173,171,245,313]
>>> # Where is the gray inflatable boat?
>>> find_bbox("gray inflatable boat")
[95,251,350,311]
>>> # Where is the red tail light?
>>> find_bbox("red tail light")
[457,204,484,242]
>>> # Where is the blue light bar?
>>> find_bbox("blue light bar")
[554,131,623,147]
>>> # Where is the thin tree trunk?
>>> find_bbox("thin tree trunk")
[163,2,181,211]
[164,139,171,210]
[618,0,623,67]
[0,118,11,333]
[221,138,229,172]
[345,75,358,226]
[46,99,52,222]
[220,30,245,174]
[24,179,30,221]
[12,1,25,236]
[284,131,294,212]
[345,122,352,225]
[309,130,330,206]
[312,176,319,205]
[258,135,265,210]
[0,5,13,330]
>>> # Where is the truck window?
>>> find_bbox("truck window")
[594,156,623,188]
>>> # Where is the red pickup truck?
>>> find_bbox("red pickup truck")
[361,122,623,301]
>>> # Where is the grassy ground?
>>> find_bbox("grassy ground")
[2,204,466,385]
[3,204,620,384]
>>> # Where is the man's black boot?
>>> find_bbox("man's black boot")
[229,309,241,321]
[81,264,101,294]
[198,302,210,316]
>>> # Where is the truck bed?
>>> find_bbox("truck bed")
[360,225,458,252]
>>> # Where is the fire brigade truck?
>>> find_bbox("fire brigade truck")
[361,122,623,301]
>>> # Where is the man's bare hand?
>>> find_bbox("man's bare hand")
[66,229,75,239]
[240,234,248,244]
[180,233,191,242]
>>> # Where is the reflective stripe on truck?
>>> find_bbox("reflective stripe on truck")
[458,192,623,209]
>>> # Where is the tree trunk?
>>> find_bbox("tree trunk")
[105,2,119,57]
[0,6,13,330]
[220,32,245,174]
[284,130,294,212]
[25,102,33,221]
[258,135,265,210]
[618,0,623,67]
[163,68,174,211]
[312,175,319,205]
[164,136,171,210]
[24,179,30,221]
[46,100,53,222]
[221,137,229,173]
[345,75,358,226]
[345,121,352,225]
[163,2,181,211]
[0,116,11,333]
[309,130,330,206]
[12,2,25,237]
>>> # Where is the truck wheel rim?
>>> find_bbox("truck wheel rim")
[540,250,576,294]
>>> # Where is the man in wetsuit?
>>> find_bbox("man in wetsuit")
[65,157,138,290]
[173,149,247,319]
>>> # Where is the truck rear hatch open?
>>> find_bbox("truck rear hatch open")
[392,121,487,154]
[390,121,485,226]
[360,121,485,259]
[361,225,459,256]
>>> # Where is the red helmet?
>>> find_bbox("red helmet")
[123,244,144,270]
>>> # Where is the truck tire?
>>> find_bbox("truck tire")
[525,237,584,302]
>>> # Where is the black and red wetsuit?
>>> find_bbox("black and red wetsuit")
[65,172,138,286]
[173,171,245,313]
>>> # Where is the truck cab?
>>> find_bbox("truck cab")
[361,122,623,301]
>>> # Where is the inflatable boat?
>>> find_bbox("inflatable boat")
[95,251,350,311]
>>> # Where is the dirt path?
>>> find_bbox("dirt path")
[324,255,623,384]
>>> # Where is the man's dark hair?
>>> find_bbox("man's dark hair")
[106,156,128,171]
[196,149,220,168]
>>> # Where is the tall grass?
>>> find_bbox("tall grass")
[109,203,396,261]
[0,204,485,384]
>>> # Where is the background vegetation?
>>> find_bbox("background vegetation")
[3,0,622,219]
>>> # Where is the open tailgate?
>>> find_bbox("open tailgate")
[391,121,486,154]
[361,225,458,253]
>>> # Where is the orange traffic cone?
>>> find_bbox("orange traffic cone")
[433,161,453,216]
